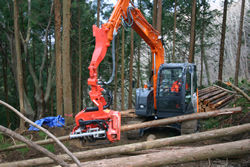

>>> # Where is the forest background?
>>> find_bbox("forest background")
[0,0,249,129]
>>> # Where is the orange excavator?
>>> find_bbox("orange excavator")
[70,0,198,142]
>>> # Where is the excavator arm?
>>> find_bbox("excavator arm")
[71,0,164,142]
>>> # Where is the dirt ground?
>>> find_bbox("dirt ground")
[0,111,249,167]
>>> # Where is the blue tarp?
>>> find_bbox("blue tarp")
[29,115,65,131]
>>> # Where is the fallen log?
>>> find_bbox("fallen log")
[224,81,250,101]
[72,139,250,167]
[0,107,242,152]
[120,107,241,132]
[0,100,81,167]
[213,84,235,94]
[199,87,218,97]
[199,90,224,101]
[1,123,249,167]
[0,125,68,167]
[203,92,228,105]
[198,86,215,94]
[209,95,235,109]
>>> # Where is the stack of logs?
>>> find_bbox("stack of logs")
[199,85,236,112]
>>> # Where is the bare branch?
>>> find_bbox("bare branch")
[39,1,54,86]
[0,125,68,167]
[0,100,81,167]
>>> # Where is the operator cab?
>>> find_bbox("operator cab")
[135,63,197,119]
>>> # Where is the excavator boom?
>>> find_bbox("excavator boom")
[71,0,164,142]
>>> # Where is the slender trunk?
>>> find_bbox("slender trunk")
[156,0,162,33]
[203,53,211,85]
[152,0,158,28]
[234,0,245,86]
[128,5,134,109]
[62,0,73,125]
[188,0,196,63]
[97,0,100,27]
[113,35,119,110]
[218,0,228,82]
[78,0,82,111]
[121,27,125,111]
[200,1,205,87]
[172,0,177,62]
[54,0,63,116]
[14,0,25,129]
[137,40,141,88]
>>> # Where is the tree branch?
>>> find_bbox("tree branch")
[39,1,54,86]
[0,100,81,167]
[0,125,68,167]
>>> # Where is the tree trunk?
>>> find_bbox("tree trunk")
[55,0,63,116]
[218,0,228,82]
[1,46,10,126]
[203,53,211,85]
[62,0,73,125]
[0,107,242,152]
[121,107,241,132]
[0,125,68,167]
[0,100,81,167]
[172,0,177,62]
[121,27,125,111]
[224,81,250,101]
[13,0,25,129]
[200,0,205,86]
[76,139,250,167]
[234,0,245,86]
[78,0,82,111]
[113,35,120,110]
[156,0,162,33]
[3,123,250,167]
[128,9,134,109]
[97,0,101,27]
[188,0,196,63]
[137,40,141,88]
[152,0,158,28]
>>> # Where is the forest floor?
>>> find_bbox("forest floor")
[0,97,249,167]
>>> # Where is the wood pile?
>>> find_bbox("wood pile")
[198,85,236,112]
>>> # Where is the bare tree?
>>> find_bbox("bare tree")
[13,0,25,129]
[200,0,205,86]
[156,0,162,33]
[113,36,119,110]
[128,0,134,109]
[55,0,63,116]
[97,0,101,27]
[188,0,196,63]
[62,0,73,125]
[152,0,158,28]
[234,0,245,86]
[121,27,125,111]
[172,0,177,62]
[218,0,228,81]
[78,0,82,111]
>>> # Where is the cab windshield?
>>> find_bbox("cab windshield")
[158,68,183,96]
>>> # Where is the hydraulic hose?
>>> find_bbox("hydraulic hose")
[104,32,116,85]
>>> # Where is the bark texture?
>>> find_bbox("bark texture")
[3,123,249,167]
[121,27,125,110]
[62,0,74,125]
[55,0,63,116]
[234,0,245,86]
[13,0,25,129]
[0,125,68,167]
[74,139,250,167]
[188,0,196,63]
[218,0,228,81]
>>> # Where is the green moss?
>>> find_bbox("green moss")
[44,144,55,153]
[17,147,29,154]
[38,131,47,139]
